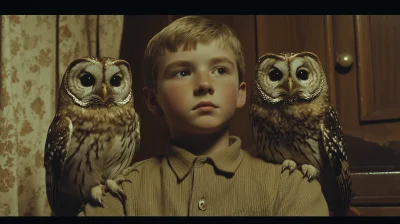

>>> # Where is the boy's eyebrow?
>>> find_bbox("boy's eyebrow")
[209,56,235,67]
[163,56,235,72]
[164,61,192,71]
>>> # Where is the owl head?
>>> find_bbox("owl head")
[252,52,328,106]
[59,56,133,108]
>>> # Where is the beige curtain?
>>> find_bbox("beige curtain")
[0,15,124,216]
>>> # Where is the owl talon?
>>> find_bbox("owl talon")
[90,184,105,207]
[123,179,132,184]
[281,159,297,175]
[113,168,135,185]
[115,177,130,185]
[105,179,127,202]
[117,190,127,201]
[300,164,319,181]
[281,166,288,173]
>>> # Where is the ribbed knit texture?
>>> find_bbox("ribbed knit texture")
[79,136,328,216]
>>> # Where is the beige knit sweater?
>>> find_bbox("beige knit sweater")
[78,136,328,216]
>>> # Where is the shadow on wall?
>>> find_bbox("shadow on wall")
[119,15,171,163]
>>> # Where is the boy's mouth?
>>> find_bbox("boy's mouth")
[192,101,218,110]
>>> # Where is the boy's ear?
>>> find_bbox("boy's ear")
[236,82,247,109]
[143,87,164,116]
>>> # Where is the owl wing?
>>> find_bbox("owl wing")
[44,114,73,214]
[320,106,353,216]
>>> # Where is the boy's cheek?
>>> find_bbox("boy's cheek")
[220,83,240,104]
[159,85,189,111]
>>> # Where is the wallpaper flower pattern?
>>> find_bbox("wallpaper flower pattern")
[0,15,124,216]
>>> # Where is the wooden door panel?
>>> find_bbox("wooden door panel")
[333,15,400,144]
[355,15,400,122]
[333,15,400,213]
[256,16,327,55]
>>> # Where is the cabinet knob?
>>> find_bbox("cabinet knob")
[336,52,354,68]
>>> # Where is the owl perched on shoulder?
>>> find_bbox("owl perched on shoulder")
[249,52,352,216]
[44,56,141,216]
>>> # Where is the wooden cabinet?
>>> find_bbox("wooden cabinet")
[332,15,400,215]
[121,15,400,216]
[333,15,400,143]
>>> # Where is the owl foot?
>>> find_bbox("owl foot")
[300,164,320,181]
[113,166,136,184]
[90,184,105,207]
[281,159,297,174]
[106,179,127,202]
[104,167,136,202]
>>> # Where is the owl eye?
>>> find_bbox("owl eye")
[297,70,309,80]
[110,75,122,87]
[268,69,283,81]
[80,73,96,87]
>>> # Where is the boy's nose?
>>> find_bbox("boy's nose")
[194,74,215,96]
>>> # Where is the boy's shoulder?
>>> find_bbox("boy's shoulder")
[129,154,165,173]
[241,150,317,187]
[241,149,282,173]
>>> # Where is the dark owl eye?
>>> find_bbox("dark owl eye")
[297,70,309,80]
[268,69,283,81]
[110,75,122,87]
[80,73,95,87]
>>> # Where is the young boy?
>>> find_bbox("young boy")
[78,16,329,216]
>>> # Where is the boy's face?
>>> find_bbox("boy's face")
[145,40,246,136]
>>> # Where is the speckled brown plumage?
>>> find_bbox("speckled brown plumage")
[249,52,352,216]
[44,56,140,216]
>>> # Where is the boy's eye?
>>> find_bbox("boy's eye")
[213,67,228,75]
[173,70,191,77]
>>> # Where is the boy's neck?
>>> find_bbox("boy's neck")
[170,126,230,156]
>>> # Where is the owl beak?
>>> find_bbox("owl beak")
[101,83,108,100]
[287,77,293,95]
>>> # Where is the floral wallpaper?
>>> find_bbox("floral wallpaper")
[0,15,124,216]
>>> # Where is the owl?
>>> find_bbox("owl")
[44,56,141,216]
[249,52,352,216]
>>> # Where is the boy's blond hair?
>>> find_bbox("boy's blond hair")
[143,16,245,90]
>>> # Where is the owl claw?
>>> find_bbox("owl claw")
[124,179,132,184]
[300,164,320,181]
[105,179,128,202]
[281,159,297,175]
[116,177,131,185]
[95,198,104,207]
[117,189,127,201]
[281,166,288,173]
[91,185,105,207]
